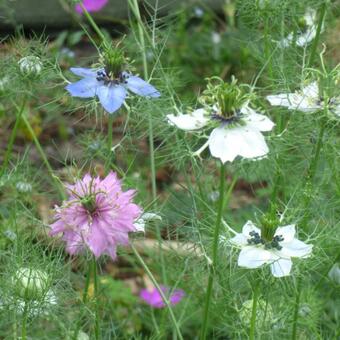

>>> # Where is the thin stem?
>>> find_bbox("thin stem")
[83,260,92,304]
[0,98,27,176]
[92,257,100,340]
[21,302,28,340]
[105,113,114,175]
[131,244,183,340]
[249,284,260,340]
[129,0,157,203]
[200,162,226,340]
[79,3,106,43]
[21,114,65,199]
[291,278,302,340]
[308,2,327,68]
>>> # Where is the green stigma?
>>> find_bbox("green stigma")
[200,76,249,119]
[101,41,127,78]
[260,211,279,242]
[81,195,97,214]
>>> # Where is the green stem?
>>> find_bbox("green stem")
[83,260,92,304]
[0,98,27,177]
[21,114,65,199]
[105,113,114,175]
[249,284,260,340]
[21,302,28,340]
[92,257,100,340]
[264,15,273,80]
[129,0,157,203]
[200,162,226,340]
[291,278,301,340]
[131,244,183,340]
[79,3,106,43]
[308,2,327,68]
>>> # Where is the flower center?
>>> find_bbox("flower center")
[247,231,284,250]
[199,76,250,124]
[81,195,97,215]
[96,70,128,86]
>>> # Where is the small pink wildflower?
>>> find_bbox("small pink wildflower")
[50,172,142,259]
[75,0,109,14]
[139,286,185,308]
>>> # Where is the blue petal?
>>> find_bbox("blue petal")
[125,75,160,98]
[70,67,98,78]
[96,84,127,113]
[65,77,98,98]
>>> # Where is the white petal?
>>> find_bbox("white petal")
[333,104,340,117]
[238,246,273,269]
[242,111,275,132]
[141,213,162,222]
[302,82,319,98]
[242,220,261,237]
[167,109,209,131]
[266,94,291,107]
[275,224,295,243]
[230,233,248,246]
[133,219,145,232]
[270,258,292,277]
[279,239,313,258]
[208,125,269,163]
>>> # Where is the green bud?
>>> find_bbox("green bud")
[14,267,49,300]
[18,56,43,76]
[239,299,274,326]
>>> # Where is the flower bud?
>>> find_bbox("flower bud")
[16,181,33,193]
[328,263,340,285]
[18,56,43,76]
[13,268,49,300]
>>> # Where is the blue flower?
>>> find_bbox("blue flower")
[65,67,160,113]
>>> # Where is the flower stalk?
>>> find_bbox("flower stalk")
[131,243,183,340]
[200,162,226,340]
[92,257,100,340]
[249,283,260,340]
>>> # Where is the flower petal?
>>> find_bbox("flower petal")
[208,125,269,163]
[65,77,98,98]
[125,75,160,97]
[242,110,275,132]
[242,220,261,237]
[96,84,127,114]
[238,246,273,269]
[230,233,248,246]
[270,258,292,277]
[266,93,291,107]
[70,67,98,77]
[275,224,295,243]
[167,109,209,131]
[279,239,313,258]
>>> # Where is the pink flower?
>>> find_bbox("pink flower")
[50,172,142,259]
[75,0,109,14]
[139,286,185,308]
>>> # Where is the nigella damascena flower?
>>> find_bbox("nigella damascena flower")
[50,172,142,259]
[279,9,321,48]
[267,81,340,117]
[139,286,185,308]
[75,0,109,14]
[230,221,313,277]
[65,66,160,114]
[167,78,274,163]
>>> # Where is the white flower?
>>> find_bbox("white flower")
[211,32,221,45]
[230,221,313,277]
[134,213,162,232]
[267,81,340,117]
[18,56,43,76]
[328,263,340,285]
[167,105,274,163]
[279,9,321,48]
